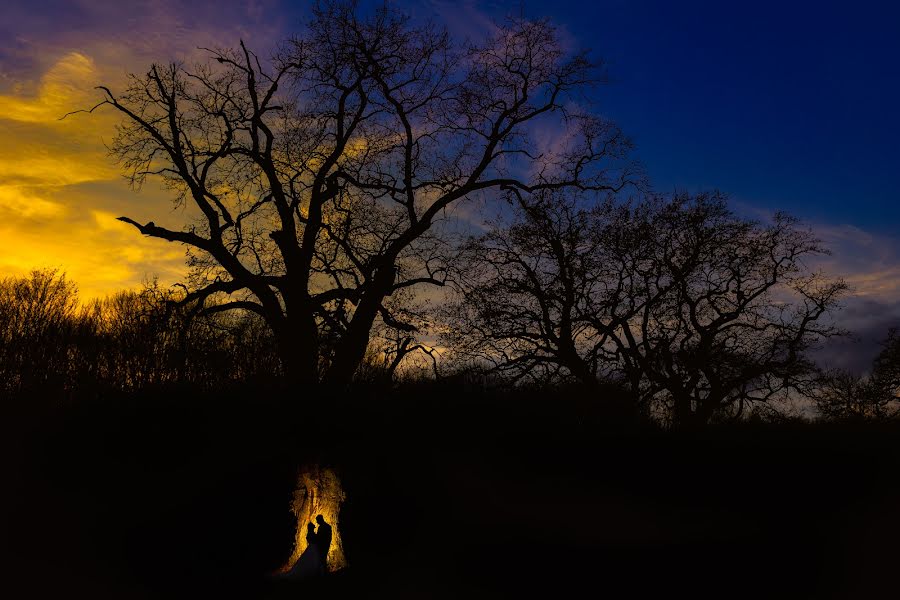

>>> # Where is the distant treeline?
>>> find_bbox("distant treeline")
[0,269,280,398]
[0,268,440,400]
[1,267,898,424]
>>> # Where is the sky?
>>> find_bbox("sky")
[1,0,898,371]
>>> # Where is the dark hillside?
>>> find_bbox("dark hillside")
[5,385,900,598]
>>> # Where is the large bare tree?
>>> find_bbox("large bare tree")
[80,2,635,384]
[442,188,636,386]
[446,191,847,426]
[607,194,847,426]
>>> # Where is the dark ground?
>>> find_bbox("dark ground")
[4,383,900,598]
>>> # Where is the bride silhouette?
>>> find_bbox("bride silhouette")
[283,523,323,579]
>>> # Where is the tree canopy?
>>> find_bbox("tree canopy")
[85,2,636,385]
[445,192,847,426]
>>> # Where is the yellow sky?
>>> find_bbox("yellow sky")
[0,49,189,300]
[0,0,283,301]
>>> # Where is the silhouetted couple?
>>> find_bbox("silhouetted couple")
[286,515,332,579]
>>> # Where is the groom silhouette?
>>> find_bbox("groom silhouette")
[314,515,332,574]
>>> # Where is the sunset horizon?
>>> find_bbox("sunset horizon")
[3,1,898,373]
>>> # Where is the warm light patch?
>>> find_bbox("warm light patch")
[0,185,67,218]
[279,466,349,573]
[0,8,284,302]
[0,53,189,300]
[0,52,98,124]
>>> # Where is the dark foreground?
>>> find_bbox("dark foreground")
[4,383,900,598]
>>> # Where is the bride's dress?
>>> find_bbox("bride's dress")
[283,528,323,579]
[286,543,322,578]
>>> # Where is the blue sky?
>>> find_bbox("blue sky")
[394,0,900,371]
[390,0,900,231]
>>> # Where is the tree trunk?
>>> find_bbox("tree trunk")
[565,355,599,389]
[278,465,348,574]
[322,268,394,386]
[672,394,698,429]
[276,317,320,385]
[672,395,712,429]
[322,310,378,386]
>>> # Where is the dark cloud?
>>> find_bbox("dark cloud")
[813,297,900,375]
[0,0,287,78]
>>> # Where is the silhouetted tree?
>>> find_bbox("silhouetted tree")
[447,191,847,426]
[87,282,281,389]
[814,369,886,420]
[355,286,440,384]
[815,329,900,420]
[871,328,900,402]
[0,269,79,394]
[81,2,636,385]
[0,270,285,397]
[603,194,847,426]
[443,188,636,386]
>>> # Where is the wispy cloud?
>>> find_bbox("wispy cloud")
[677,197,900,372]
[803,222,900,373]
[0,1,285,300]
[425,0,578,50]
[426,0,499,41]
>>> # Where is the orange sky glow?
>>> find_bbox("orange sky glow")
[0,51,184,299]
[0,1,281,300]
